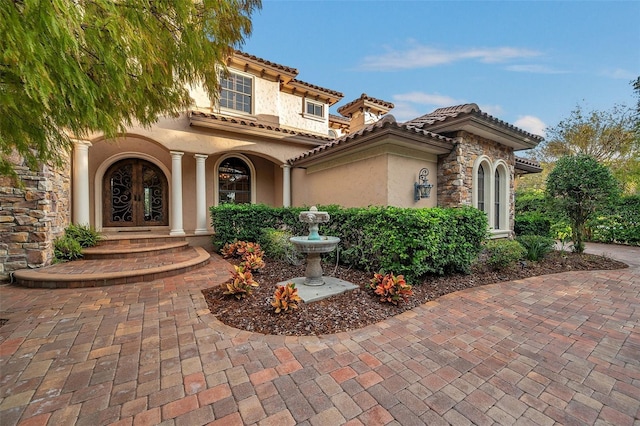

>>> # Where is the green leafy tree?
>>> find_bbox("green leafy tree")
[1,0,261,176]
[546,155,620,253]
[533,103,639,193]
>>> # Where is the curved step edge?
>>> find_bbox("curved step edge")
[14,247,211,288]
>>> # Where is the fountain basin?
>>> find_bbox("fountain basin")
[289,236,340,254]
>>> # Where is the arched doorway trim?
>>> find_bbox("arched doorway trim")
[95,152,172,231]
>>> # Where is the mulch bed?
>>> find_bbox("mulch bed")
[202,251,627,336]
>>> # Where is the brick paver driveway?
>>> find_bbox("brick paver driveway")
[1,243,638,425]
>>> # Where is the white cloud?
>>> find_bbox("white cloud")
[359,43,541,71]
[390,91,466,122]
[393,92,464,107]
[514,115,546,137]
[389,102,424,122]
[601,68,636,80]
[479,104,504,116]
[505,64,569,74]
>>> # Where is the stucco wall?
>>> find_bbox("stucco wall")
[292,149,438,208]
[0,154,70,279]
[278,92,329,135]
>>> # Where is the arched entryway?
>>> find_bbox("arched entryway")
[103,159,169,227]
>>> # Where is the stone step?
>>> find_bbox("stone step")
[96,233,187,246]
[83,241,190,260]
[13,233,214,288]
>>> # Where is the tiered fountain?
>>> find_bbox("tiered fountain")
[281,206,357,303]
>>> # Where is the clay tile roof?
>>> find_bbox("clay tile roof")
[329,114,350,124]
[404,103,481,128]
[232,50,298,76]
[189,110,333,142]
[337,93,395,116]
[515,156,542,173]
[404,103,544,142]
[288,115,453,165]
[290,79,344,98]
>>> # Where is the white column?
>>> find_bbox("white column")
[72,139,92,225]
[194,154,209,234]
[170,151,185,236]
[282,164,291,207]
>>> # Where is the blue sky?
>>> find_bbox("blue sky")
[241,1,639,138]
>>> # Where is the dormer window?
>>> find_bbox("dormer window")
[220,72,252,114]
[304,100,324,119]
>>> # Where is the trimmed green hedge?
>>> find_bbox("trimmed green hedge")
[210,204,488,282]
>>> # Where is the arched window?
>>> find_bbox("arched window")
[477,164,486,213]
[218,157,251,204]
[494,169,501,228]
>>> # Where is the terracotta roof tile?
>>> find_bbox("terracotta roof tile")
[405,103,544,142]
[189,110,333,142]
[288,115,453,165]
[289,79,344,99]
[515,156,542,173]
[337,93,395,116]
[232,50,298,76]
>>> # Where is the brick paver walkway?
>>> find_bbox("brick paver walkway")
[1,243,638,425]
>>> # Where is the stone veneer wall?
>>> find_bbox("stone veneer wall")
[0,154,71,280]
[437,131,515,229]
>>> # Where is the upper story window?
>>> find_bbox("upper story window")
[220,72,252,114]
[304,100,324,119]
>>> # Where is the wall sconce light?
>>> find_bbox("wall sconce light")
[414,168,433,201]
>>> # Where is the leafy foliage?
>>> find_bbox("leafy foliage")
[484,240,526,270]
[241,253,265,273]
[532,103,639,193]
[64,223,101,248]
[516,235,555,261]
[53,235,83,262]
[0,0,261,176]
[514,213,551,237]
[210,204,488,282]
[586,195,640,246]
[259,228,302,265]
[221,241,264,260]
[223,265,259,300]
[271,283,302,313]
[367,272,413,305]
[546,155,620,253]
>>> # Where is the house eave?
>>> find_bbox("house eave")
[427,116,538,150]
[289,124,452,168]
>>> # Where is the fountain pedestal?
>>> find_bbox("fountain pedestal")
[304,252,324,286]
[283,206,357,302]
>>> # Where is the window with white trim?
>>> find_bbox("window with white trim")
[220,72,252,114]
[477,163,486,213]
[218,157,251,204]
[495,170,500,226]
[304,100,324,119]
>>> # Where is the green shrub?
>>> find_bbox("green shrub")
[259,228,302,264]
[514,212,551,237]
[53,235,83,262]
[484,239,526,270]
[516,235,555,261]
[64,224,101,248]
[211,204,488,282]
[586,195,640,246]
[515,189,548,214]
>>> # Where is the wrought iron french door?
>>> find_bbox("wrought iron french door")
[103,159,168,227]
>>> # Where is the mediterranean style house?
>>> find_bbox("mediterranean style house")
[1,51,542,279]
